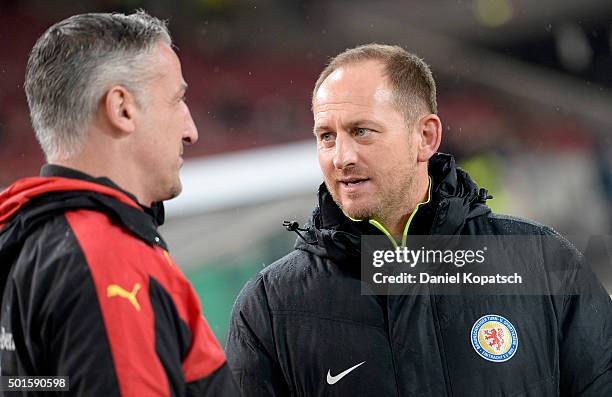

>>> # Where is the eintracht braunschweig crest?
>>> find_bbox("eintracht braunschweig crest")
[470,314,518,362]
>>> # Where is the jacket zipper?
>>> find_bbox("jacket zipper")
[384,294,402,397]
[430,293,453,396]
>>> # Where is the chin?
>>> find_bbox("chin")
[158,181,183,202]
[168,183,183,200]
[340,201,378,221]
[327,182,377,219]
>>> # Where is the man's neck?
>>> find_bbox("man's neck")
[378,174,431,243]
[52,154,151,207]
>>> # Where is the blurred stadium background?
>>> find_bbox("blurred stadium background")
[2,0,612,344]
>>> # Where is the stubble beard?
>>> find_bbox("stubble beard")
[165,172,183,201]
[165,157,185,201]
[165,180,182,201]
[328,184,383,221]
[326,164,417,224]
[155,168,183,203]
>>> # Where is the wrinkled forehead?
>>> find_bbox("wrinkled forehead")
[313,60,394,109]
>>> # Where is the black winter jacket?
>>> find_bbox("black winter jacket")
[227,153,612,397]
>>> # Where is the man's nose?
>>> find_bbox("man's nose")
[183,107,198,145]
[332,132,358,170]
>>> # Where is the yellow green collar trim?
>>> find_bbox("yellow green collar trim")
[366,218,396,247]
[400,176,432,246]
[348,176,432,248]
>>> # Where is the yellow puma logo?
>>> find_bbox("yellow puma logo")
[107,283,141,311]
[163,250,174,267]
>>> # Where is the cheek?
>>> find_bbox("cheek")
[386,139,415,163]
[317,150,334,174]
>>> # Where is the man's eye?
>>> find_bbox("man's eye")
[321,132,333,141]
[181,95,188,103]
[354,127,369,136]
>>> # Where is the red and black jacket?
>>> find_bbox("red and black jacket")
[0,165,239,396]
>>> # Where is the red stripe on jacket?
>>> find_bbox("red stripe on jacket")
[158,249,226,382]
[0,177,141,224]
[66,209,225,396]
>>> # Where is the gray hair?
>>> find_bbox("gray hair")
[25,11,172,161]
[313,43,437,124]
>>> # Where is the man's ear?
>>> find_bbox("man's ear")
[416,113,442,162]
[102,85,138,136]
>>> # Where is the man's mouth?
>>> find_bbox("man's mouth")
[338,177,369,187]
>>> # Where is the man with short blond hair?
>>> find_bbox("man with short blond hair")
[227,44,612,396]
[0,11,239,396]
[313,43,437,124]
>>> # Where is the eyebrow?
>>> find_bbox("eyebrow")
[346,119,383,130]
[313,119,383,135]
[313,124,330,136]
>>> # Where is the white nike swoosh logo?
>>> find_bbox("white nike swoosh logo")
[326,361,366,385]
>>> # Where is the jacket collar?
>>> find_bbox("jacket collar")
[40,164,165,226]
[0,169,166,249]
[296,153,491,262]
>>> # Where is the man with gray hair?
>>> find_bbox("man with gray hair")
[0,11,239,396]
[227,44,612,396]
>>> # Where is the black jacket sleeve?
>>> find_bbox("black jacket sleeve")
[226,275,291,396]
[185,363,240,397]
[2,220,124,396]
[558,251,612,396]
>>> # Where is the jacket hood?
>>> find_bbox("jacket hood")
[293,153,491,263]
[0,176,166,255]
[0,177,141,227]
